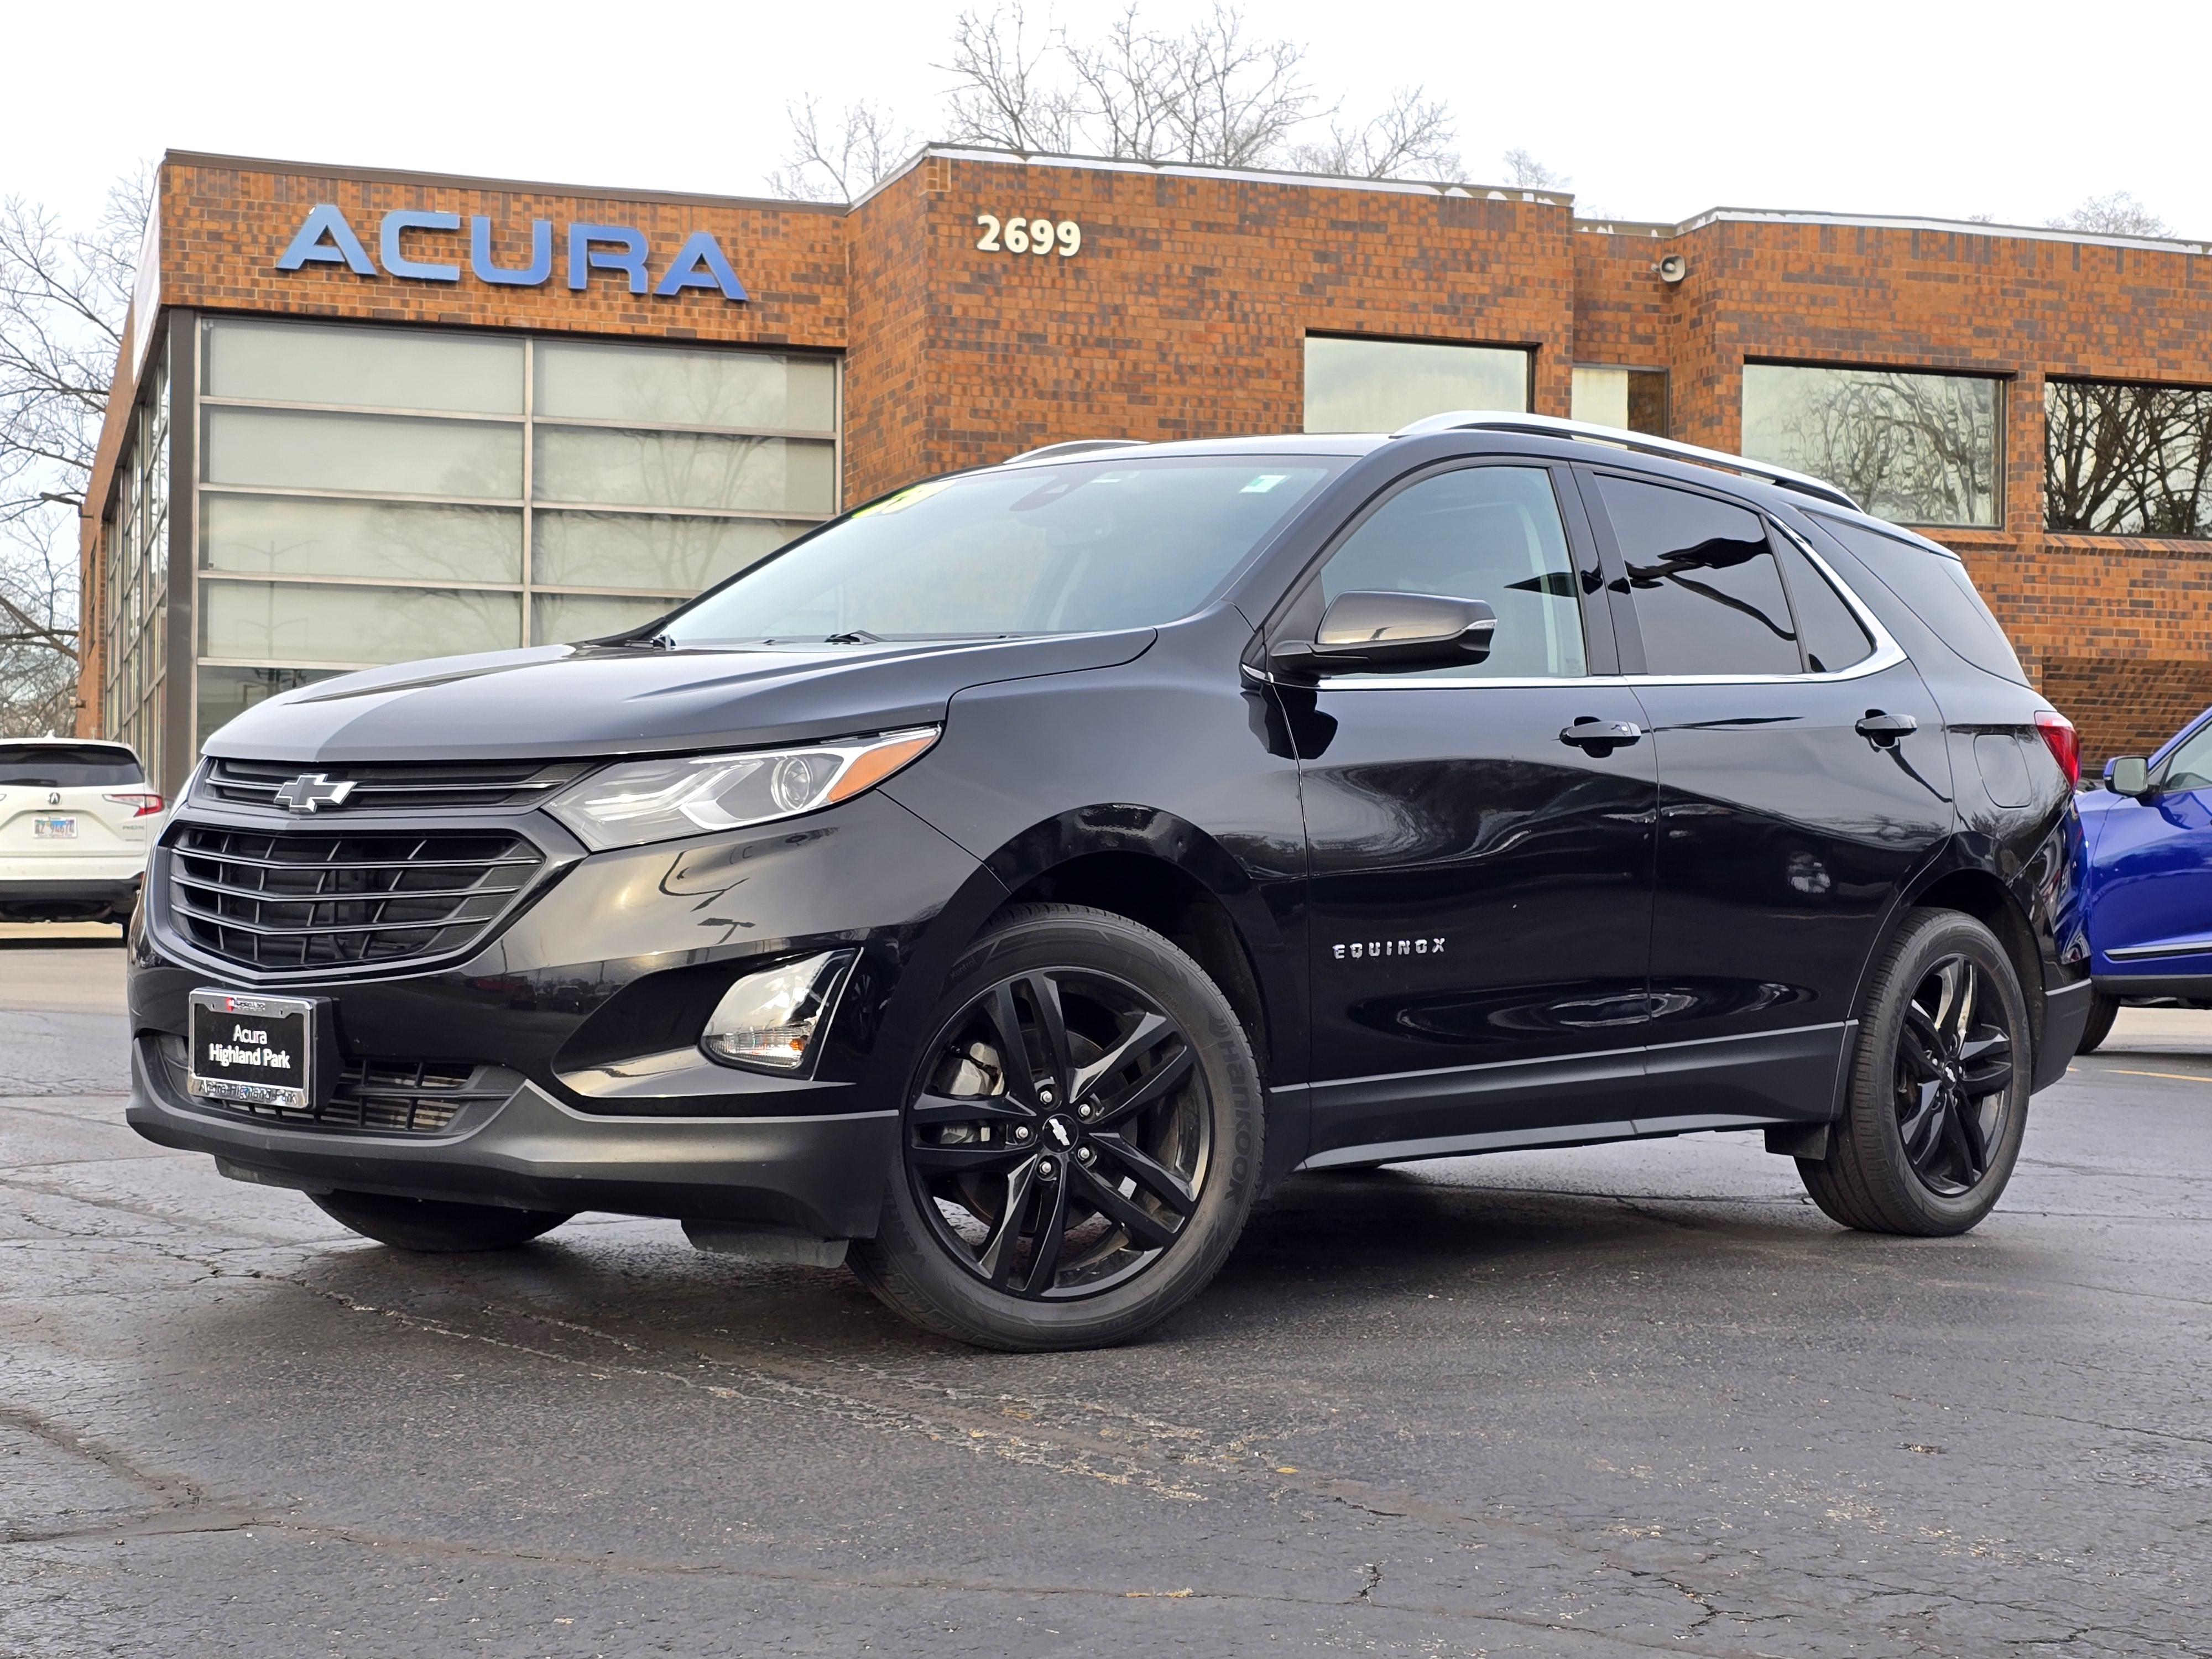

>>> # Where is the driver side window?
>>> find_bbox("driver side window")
[2163,722,2212,791]
[1317,465,1588,679]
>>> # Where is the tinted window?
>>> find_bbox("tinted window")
[1807,513,2027,685]
[665,457,1335,643]
[1319,465,1587,679]
[1770,534,1874,673]
[0,745,143,786]
[1597,476,1800,676]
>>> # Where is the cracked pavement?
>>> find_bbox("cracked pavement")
[3,936,2208,1657]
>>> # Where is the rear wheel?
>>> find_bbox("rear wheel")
[849,904,1261,1350]
[1799,909,2031,1237]
[311,1191,571,1252]
[2075,990,2119,1055]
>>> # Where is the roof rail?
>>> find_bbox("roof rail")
[1390,410,1863,510]
[1005,438,1149,465]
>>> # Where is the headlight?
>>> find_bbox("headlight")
[701,950,856,1072]
[546,727,938,851]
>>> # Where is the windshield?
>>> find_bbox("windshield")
[660,456,1337,644]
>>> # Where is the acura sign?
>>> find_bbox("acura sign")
[275,204,748,302]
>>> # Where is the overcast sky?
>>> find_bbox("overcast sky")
[6,0,2203,241]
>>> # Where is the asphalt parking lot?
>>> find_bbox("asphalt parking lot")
[3,931,2207,1659]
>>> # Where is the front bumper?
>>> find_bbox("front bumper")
[128,1040,896,1235]
[126,788,1008,1235]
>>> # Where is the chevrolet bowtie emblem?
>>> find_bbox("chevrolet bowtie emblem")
[272,773,357,813]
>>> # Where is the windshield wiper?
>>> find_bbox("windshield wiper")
[822,629,884,645]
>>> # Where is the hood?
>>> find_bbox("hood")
[202,631,1157,764]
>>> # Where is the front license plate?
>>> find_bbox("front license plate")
[32,817,77,838]
[187,989,316,1111]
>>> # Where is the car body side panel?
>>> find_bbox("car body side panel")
[878,606,1314,1168]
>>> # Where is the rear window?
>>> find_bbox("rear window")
[0,744,144,787]
[1806,514,2027,685]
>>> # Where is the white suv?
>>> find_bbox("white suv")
[0,739,164,926]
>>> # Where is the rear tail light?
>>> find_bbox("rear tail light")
[2033,710,2080,787]
[103,792,165,818]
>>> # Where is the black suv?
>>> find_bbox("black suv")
[127,414,2090,1349]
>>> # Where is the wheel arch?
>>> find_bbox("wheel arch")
[973,806,1295,1086]
[1870,840,2052,1072]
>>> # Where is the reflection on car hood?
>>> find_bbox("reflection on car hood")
[201,632,1157,764]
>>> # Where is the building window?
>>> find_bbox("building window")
[191,318,837,751]
[2045,379,2212,539]
[1303,336,1530,434]
[100,336,170,786]
[1741,364,2002,528]
[1571,367,1666,436]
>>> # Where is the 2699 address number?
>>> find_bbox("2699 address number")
[976,214,1082,257]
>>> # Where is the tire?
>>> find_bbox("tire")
[310,1191,571,1252]
[1799,908,2033,1237]
[2075,990,2119,1055]
[849,903,1262,1350]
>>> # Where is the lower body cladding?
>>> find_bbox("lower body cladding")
[127,1041,895,1238]
[123,791,997,1243]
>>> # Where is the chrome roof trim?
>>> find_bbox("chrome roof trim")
[1388,410,1863,511]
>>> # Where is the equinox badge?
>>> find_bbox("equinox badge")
[272,774,357,813]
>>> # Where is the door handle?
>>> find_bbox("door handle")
[1560,718,1644,749]
[1855,710,1918,746]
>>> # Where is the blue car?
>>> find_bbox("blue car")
[2077,710,2212,1049]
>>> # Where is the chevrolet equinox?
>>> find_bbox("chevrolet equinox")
[126,413,2091,1349]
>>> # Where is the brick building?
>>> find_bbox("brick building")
[81,147,2212,794]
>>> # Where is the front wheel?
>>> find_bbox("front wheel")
[311,1191,571,1252]
[1799,909,2032,1236]
[849,904,1262,1350]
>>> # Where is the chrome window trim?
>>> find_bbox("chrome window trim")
[1253,498,1910,692]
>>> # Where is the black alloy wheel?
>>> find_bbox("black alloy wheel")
[1892,953,2015,1194]
[851,904,1261,1350]
[906,966,1207,1299]
[1799,907,2032,1236]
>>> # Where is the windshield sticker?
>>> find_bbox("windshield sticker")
[854,478,958,518]
[1242,474,1290,493]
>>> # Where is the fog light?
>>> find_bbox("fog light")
[700,951,856,1072]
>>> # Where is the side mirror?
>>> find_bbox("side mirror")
[1271,591,1496,675]
[2110,756,2151,797]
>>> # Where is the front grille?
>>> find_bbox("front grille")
[166,825,544,971]
[159,1037,520,1134]
[204,755,591,813]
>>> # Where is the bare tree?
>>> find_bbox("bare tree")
[935,3,1443,177]
[1287,87,1459,181]
[943,3,1082,155]
[1501,148,1569,191]
[1061,4,1189,163]
[767,97,920,203]
[0,165,151,735]
[2049,190,2169,237]
[1155,3,1312,168]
